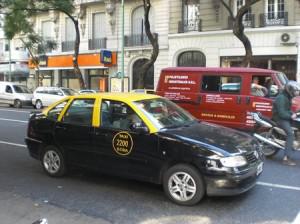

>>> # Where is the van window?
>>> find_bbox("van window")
[201,75,241,93]
[13,85,31,93]
[5,85,13,93]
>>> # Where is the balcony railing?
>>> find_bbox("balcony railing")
[260,12,288,27]
[62,41,75,52]
[228,14,255,29]
[178,19,202,33]
[88,38,107,50]
[124,33,158,47]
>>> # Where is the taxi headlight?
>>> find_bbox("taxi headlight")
[220,156,247,168]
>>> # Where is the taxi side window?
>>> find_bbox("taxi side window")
[62,99,95,126]
[47,100,68,120]
[100,100,142,131]
[202,75,241,94]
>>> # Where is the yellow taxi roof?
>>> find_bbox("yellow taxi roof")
[72,92,160,103]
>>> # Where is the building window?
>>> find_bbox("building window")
[60,70,80,90]
[62,18,76,52]
[181,0,201,32]
[177,51,206,67]
[126,6,154,46]
[89,12,106,50]
[267,0,285,19]
[41,20,53,40]
[236,0,252,21]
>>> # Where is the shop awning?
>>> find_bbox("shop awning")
[37,66,108,71]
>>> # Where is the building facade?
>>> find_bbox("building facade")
[168,0,300,82]
[0,15,29,85]
[7,0,300,91]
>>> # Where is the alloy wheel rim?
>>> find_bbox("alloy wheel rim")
[43,150,61,174]
[168,172,196,202]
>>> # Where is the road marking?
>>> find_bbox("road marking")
[257,182,300,191]
[0,118,28,123]
[0,108,30,113]
[292,212,300,224]
[0,140,26,148]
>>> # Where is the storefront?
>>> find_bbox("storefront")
[221,55,297,80]
[29,51,117,91]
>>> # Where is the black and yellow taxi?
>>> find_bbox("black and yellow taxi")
[25,93,264,205]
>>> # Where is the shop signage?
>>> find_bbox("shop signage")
[110,77,129,93]
[39,55,48,67]
[100,50,112,64]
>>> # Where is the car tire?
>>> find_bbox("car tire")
[35,100,43,110]
[14,99,22,108]
[163,164,205,206]
[41,145,66,177]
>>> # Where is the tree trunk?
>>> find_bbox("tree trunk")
[72,18,85,89]
[137,0,159,89]
[221,0,261,67]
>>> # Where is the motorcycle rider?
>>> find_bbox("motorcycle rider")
[272,81,300,166]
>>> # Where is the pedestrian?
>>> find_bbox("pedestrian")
[272,81,300,166]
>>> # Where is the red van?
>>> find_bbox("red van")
[156,67,300,131]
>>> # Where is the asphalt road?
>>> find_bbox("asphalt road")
[0,105,299,224]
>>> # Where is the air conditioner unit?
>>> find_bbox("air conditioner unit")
[280,33,296,45]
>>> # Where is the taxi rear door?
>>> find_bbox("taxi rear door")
[54,98,96,168]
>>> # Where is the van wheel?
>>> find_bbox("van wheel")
[35,100,43,109]
[41,146,66,177]
[163,164,205,206]
[14,99,22,108]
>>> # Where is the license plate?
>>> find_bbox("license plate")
[257,163,263,176]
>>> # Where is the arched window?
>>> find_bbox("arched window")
[132,6,154,35]
[177,51,206,67]
[132,59,154,89]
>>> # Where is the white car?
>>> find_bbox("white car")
[32,86,77,109]
[78,89,97,94]
[0,81,33,108]
[130,89,155,94]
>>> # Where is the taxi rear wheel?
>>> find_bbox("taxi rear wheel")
[41,146,66,177]
[163,164,205,206]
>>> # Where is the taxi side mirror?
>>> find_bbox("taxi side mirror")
[131,122,149,134]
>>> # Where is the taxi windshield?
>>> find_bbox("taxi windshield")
[133,98,196,129]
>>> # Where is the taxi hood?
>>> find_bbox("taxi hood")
[159,121,256,156]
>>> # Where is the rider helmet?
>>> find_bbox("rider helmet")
[284,81,300,98]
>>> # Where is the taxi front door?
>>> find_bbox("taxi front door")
[92,99,161,181]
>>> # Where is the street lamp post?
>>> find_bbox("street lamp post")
[8,39,12,82]
[121,0,124,92]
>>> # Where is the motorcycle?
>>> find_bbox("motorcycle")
[251,112,300,157]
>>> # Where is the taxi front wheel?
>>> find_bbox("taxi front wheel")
[163,164,205,206]
[41,146,66,177]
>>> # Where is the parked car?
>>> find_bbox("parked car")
[131,89,155,94]
[0,81,33,108]
[78,89,97,94]
[32,86,77,109]
[156,67,300,131]
[25,93,264,206]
